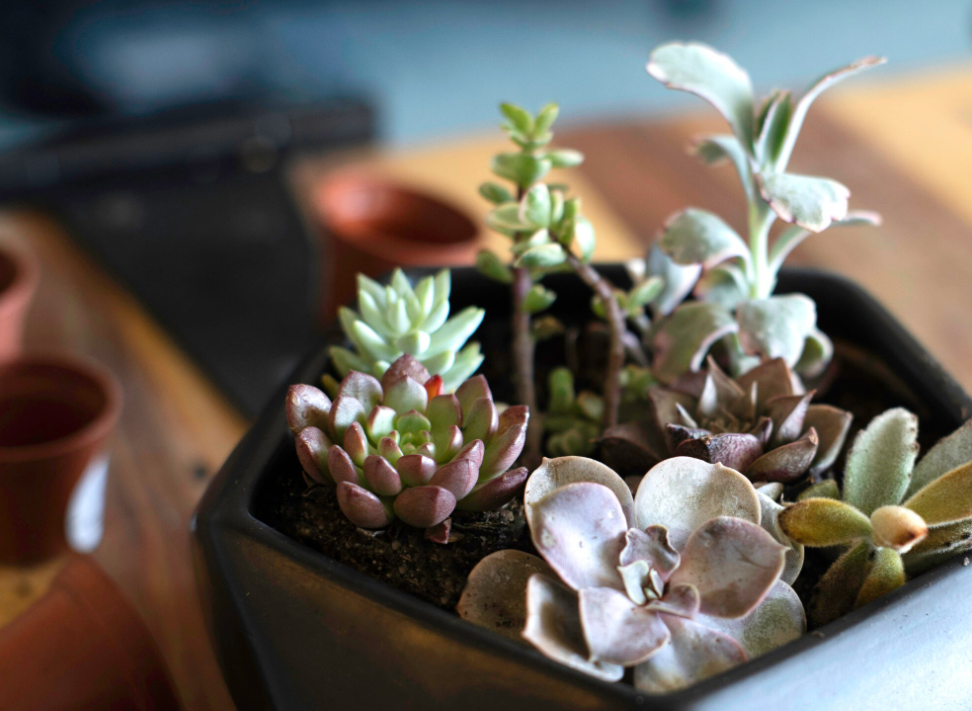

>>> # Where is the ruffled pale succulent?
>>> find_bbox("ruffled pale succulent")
[458,456,805,692]
[330,269,485,393]
[600,357,852,485]
[639,42,882,382]
[778,410,972,627]
[286,354,529,540]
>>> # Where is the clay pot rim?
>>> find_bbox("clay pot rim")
[311,173,479,260]
[0,243,40,319]
[0,353,123,464]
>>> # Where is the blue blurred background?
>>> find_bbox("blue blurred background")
[3,0,971,144]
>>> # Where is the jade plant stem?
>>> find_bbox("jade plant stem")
[565,252,624,429]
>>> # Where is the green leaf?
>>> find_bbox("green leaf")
[906,419,972,498]
[550,190,565,225]
[500,102,533,134]
[534,103,560,133]
[758,172,850,233]
[490,153,552,188]
[546,149,584,168]
[854,547,904,610]
[515,243,567,268]
[475,249,513,284]
[777,56,886,170]
[439,343,484,393]
[531,315,564,341]
[570,217,596,262]
[755,90,792,169]
[736,294,817,366]
[548,367,576,414]
[523,284,557,314]
[647,42,755,153]
[903,461,972,526]
[768,211,881,274]
[651,301,737,383]
[485,203,532,232]
[794,327,834,379]
[691,134,753,202]
[659,208,749,269]
[843,408,919,516]
[627,275,665,310]
[520,184,552,228]
[511,229,552,256]
[479,182,514,205]
[694,264,748,311]
[640,246,702,317]
[778,498,872,546]
[796,478,840,501]
[809,541,870,628]
[426,306,485,358]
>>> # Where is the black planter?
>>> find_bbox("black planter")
[193,266,972,711]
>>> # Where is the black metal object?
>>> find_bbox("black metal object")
[2,99,373,416]
[193,266,972,711]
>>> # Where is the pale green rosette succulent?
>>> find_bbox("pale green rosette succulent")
[330,268,485,393]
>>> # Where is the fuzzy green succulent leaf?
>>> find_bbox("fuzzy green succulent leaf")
[758,173,850,233]
[516,242,567,268]
[796,478,840,501]
[854,547,904,610]
[906,419,972,498]
[694,264,748,311]
[736,294,816,367]
[691,135,753,202]
[660,208,749,269]
[478,181,514,205]
[903,461,972,527]
[808,541,870,628]
[902,518,972,576]
[522,284,557,314]
[843,408,919,516]
[776,56,886,170]
[546,149,584,168]
[521,184,553,228]
[778,498,872,547]
[490,152,552,188]
[768,211,881,274]
[647,42,755,153]
[500,103,533,134]
[475,249,514,284]
[652,301,737,383]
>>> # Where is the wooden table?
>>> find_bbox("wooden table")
[2,64,971,710]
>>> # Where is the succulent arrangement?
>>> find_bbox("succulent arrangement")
[278,39,972,697]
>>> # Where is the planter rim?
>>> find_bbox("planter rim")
[196,264,972,709]
[310,172,480,260]
[0,353,123,464]
[0,243,39,319]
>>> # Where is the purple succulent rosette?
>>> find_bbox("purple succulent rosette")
[458,456,805,692]
[600,356,852,485]
[286,354,529,540]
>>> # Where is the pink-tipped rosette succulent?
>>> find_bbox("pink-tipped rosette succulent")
[458,456,805,692]
[286,354,529,539]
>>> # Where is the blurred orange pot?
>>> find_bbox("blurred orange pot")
[0,554,181,711]
[311,174,480,320]
[0,243,39,362]
[0,355,122,564]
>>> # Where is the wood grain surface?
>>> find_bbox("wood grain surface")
[1,65,970,711]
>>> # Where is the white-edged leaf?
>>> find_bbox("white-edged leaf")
[736,294,816,367]
[647,42,755,152]
[769,210,881,273]
[691,134,753,202]
[759,173,850,233]
[659,208,749,269]
[694,263,749,311]
[652,301,737,383]
[520,184,552,228]
[644,245,702,317]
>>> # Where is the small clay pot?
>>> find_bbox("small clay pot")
[0,554,181,711]
[312,174,480,320]
[0,355,122,564]
[0,243,39,362]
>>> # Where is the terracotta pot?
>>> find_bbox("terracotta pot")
[0,553,181,711]
[311,174,480,320]
[0,243,39,362]
[0,355,122,564]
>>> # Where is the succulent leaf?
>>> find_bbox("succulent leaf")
[843,408,919,516]
[853,547,905,610]
[476,249,514,284]
[778,498,872,547]
[694,264,748,311]
[808,541,870,628]
[696,580,804,658]
[768,211,882,274]
[579,587,671,665]
[653,301,737,382]
[903,460,972,526]
[906,419,972,498]
[647,42,755,152]
[641,245,703,317]
[869,505,928,553]
[690,135,753,202]
[335,482,393,529]
[524,456,634,529]
[757,173,850,233]
[737,294,817,367]
[659,208,750,269]
[755,90,792,168]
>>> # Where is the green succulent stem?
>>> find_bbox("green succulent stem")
[748,200,776,299]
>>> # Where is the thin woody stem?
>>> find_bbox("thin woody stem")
[565,252,624,429]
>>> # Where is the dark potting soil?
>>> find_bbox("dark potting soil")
[258,337,953,617]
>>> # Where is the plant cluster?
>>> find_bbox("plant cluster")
[280,40,972,695]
